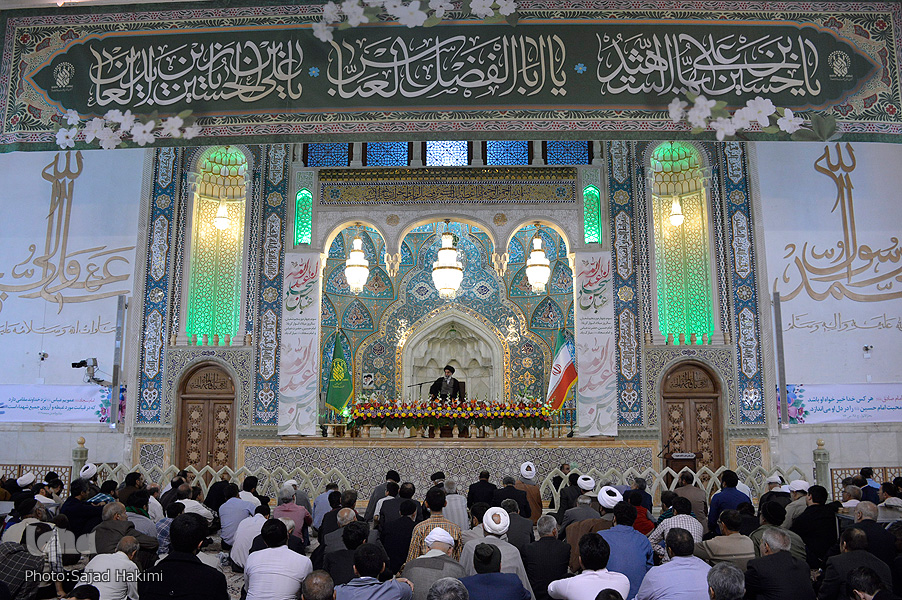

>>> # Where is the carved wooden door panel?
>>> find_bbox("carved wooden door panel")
[177,365,235,471]
[662,363,723,470]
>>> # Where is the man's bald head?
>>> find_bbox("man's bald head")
[337,507,356,527]
[303,570,335,600]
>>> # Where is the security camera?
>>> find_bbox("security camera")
[863,345,873,351]
[72,360,87,369]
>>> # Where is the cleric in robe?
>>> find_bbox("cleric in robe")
[429,365,461,401]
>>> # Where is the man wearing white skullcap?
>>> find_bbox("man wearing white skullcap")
[459,508,536,599]
[515,462,543,525]
[401,528,466,600]
[781,480,811,528]
[16,472,36,489]
[79,462,102,497]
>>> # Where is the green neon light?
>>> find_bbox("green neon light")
[583,184,601,244]
[651,143,713,343]
[295,188,312,245]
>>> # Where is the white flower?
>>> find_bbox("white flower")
[777,108,805,134]
[745,96,776,127]
[97,126,122,150]
[322,1,341,23]
[131,120,156,146]
[496,0,517,16]
[104,109,124,123]
[56,127,76,149]
[730,107,752,130]
[342,0,367,26]
[312,20,334,42]
[470,0,495,18]
[64,109,80,126]
[396,1,428,27]
[667,97,688,123]
[428,0,452,18]
[183,124,202,140]
[119,110,136,131]
[686,95,716,128]
[710,117,736,141]
[83,117,105,143]
[160,116,184,138]
[383,0,401,13]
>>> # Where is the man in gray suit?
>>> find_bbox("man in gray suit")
[401,528,466,600]
[501,499,535,555]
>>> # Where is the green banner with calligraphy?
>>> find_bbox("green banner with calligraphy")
[1,1,900,150]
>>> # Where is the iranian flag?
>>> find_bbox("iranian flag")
[546,329,577,411]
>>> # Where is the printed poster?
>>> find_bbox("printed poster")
[0,384,112,423]
[277,253,321,436]
[574,251,617,436]
[784,383,902,424]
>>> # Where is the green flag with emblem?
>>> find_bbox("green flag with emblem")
[325,332,353,412]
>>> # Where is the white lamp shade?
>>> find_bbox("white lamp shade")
[213,201,230,230]
[432,232,463,299]
[669,198,684,226]
[525,236,551,293]
[344,236,370,294]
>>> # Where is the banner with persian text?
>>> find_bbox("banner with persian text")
[784,383,902,424]
[1,1,899,150]
[758,142,902,410]
[278,252,322,436]
[573,251,617,436]
[0,384,111,423]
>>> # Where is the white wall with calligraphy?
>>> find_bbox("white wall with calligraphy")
[0,149,145,464]
[756,141,902,469]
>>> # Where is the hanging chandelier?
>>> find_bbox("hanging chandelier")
[669,198,684,226]
[213,194,230,230]
[344,226,370,294]
[432,221,464,300]
[525,226,552,293]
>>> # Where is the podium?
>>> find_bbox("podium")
[664,452,697,484]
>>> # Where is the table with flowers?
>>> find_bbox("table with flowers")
[345,398,552,437]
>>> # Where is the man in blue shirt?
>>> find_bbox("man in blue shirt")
[635,528,710,600]
[314,483,341,529]
[218,483,254,550]
[335,544,413,600]
[598,502,653,600]
[708,471,750,534]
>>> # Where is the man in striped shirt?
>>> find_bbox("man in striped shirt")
[647,497,703,561]
[406,487,462,563]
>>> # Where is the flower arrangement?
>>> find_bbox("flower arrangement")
[668,92,841,142]
[55,109,201,150]
[348,397,551,430]
[311,0,518,43]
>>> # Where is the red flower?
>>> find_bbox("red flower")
[19,33,30,44]
[876,19,887,30]
[887,105,898,115]
[10,115,19,125]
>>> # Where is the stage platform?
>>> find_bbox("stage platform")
[238,436,660,497]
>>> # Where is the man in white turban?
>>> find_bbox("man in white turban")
[458,508,536,599]
[515,462,542,526]
[401,527,466,600]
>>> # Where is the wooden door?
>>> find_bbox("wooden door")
[177,365,235,471]
[662,362,722,470]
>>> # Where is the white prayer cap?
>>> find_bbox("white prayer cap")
[17,472,35,487]
[598,486,623,509]
[577,475,595,491]
[520,462,536,480]
[425,527,455,548]
[789,479,810,492]
[80,463,97,479]
[284,479,299,488]
[765,475,782,485]
[483,507,510,535]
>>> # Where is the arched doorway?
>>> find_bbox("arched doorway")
[660,361,723,470]
[176,363,236,471]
